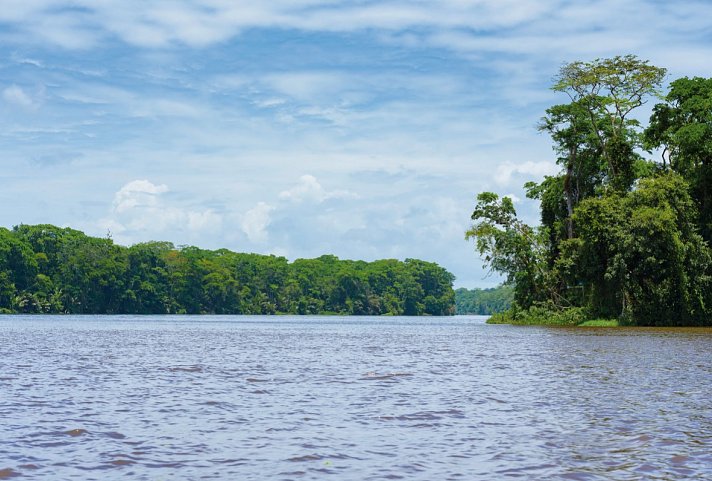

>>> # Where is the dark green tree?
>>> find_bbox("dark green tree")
[568,173,710,324]
[0,228,38,312]
[645,76,712,242]
[58,235,127,313]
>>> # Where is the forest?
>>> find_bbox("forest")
[467,56,712,326]
[454,285,513,315]
[0,224,455,315]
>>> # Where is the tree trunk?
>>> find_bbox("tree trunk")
[564,146,576,239]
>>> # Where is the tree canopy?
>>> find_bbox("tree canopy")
[454,285,513,315]
[0,224,455,316]
[468,56,712,326]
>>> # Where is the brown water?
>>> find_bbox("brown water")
[1,315,710,480]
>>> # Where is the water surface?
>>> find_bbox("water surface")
[1,315,710,480]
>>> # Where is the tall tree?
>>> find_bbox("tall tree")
[554,55,666,190]
[536,101,607,239]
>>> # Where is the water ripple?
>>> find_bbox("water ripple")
[0,315,710,480]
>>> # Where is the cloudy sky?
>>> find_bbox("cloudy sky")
[1,1,710,288]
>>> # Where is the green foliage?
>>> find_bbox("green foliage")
[58,236,128,313]
[454,285,513,315]
[465,193,548,307]
[486,304,589,326]
[0,225,455,316]
[554,55,666,191]
[487,304,620,327]
[578,319,620,327]
[469,57,712,327]
[645,76,712,242]
[568,173,711,325]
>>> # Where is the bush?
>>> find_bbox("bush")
[486,304,592,326]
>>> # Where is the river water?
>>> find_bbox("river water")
[0,315,710,480]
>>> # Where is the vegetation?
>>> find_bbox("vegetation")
[0,224,455,315]
[578,319,620,328]
[454,285,513,314]
[467,56,712,327]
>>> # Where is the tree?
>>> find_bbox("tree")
[0,228,38,311]
[466,192,548,308]
[554,55,666,190]
[645,76,712,242]
[12,224,84,279]
[569,173,711,324]
[467,58,712,326]
[0,228,38,292]
[405,259,456,315]
[536,101,608,239]
[58,235,127,313]
[0,223,456,315]
[124,242,173,313]
[454,285,514,315]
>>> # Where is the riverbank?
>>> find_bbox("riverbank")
[487,307,620,327]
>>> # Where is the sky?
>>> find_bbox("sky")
[1,0,711,288]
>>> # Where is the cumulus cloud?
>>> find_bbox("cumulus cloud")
[278,174,357,203]
[241,202,274,243]
[241,174,357,244]
[102,179,222,243]
[113,179,169,213]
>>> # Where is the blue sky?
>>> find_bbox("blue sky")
[1,0,711,288]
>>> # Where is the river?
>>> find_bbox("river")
[1,315,710,480]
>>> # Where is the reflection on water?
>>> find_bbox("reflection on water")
[0,315,710,480]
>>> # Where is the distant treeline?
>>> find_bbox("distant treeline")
[454,285,513,315]
[0,224,455,316]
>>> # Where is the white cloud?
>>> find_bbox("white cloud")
[188,210,222,232]
[3,85,35,108]
[265,72,351,103]
[102,179,222,244]
[254,98,286,108]
[504,193,522,204]
[129,98,205,119]
[494,160,558,186]
[2,0,711,105]
[13,56,43,68]
[241,202,274,243]
[279,174,357,203]
[0,1,553,49]
[279,174,323,202]
[3,0,710,290]
[113,179,169,213]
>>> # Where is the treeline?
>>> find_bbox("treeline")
[455,285,513,315]
[0,224,455,315]
[468,56,712,326]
